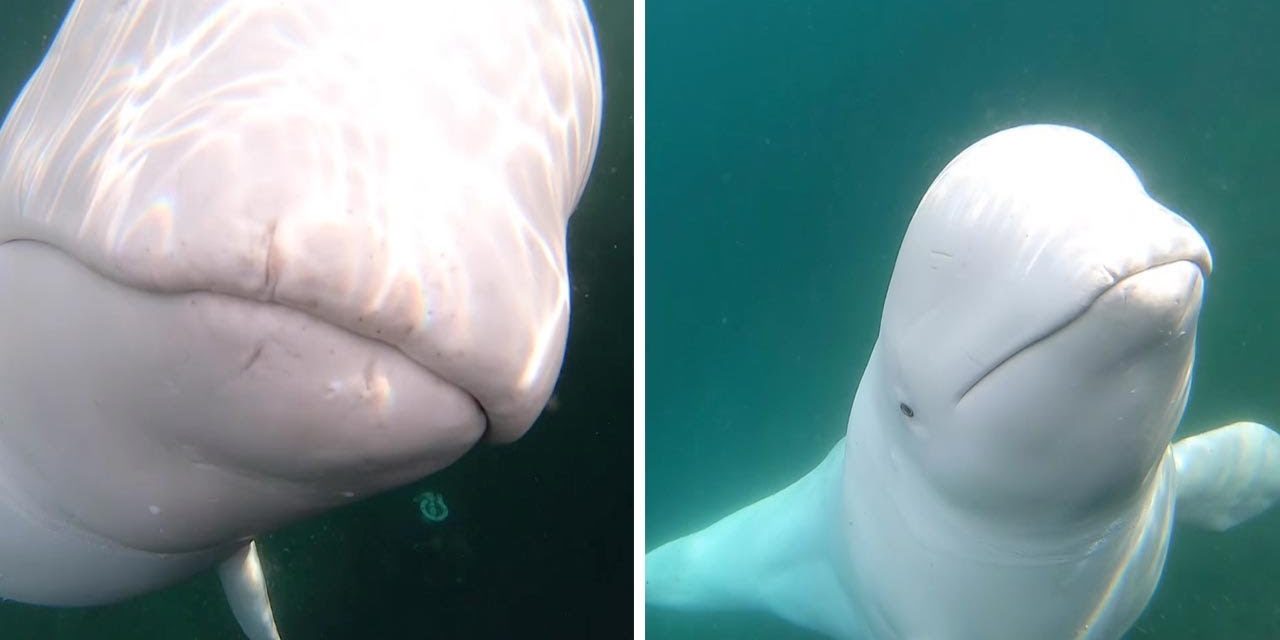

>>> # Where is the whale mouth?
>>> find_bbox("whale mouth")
[955,253,1210,404]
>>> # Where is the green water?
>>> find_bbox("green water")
[647,1,1280,638]
[0,1,633,638]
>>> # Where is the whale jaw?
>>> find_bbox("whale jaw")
[839,344,1178,640]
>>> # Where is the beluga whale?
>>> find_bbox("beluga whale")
[0,1,601,638]
[645,125,1280,639]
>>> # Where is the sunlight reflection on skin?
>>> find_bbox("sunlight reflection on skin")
[0,0,602,613]
[1,0,601,440]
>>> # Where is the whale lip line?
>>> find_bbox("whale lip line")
[0,237,495,439]
[954,256,1207,405]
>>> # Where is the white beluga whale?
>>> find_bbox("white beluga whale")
[0,1,601,638]
[645,125,1280,639]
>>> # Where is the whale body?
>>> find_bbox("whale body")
[645,125,1280,639]
[0,2,602,638]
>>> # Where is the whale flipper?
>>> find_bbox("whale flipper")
[645,442,862,639]
[218,540,281,640]
[1173,421,1280,531]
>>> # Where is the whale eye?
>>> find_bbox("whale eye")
[899,402,914,418]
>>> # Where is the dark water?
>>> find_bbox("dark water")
[0,1,632,638]
[647,1,1279,639]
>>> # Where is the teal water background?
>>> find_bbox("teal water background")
[647,2,1279,638]
[0,1,633,638]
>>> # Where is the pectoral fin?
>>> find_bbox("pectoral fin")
[1172,421,1280,532]
[645,441,861,639]
[218,539,282,640]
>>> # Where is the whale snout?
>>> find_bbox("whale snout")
[1095,259,1205,337]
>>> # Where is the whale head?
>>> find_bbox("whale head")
[0,0,601,606]
[875,125,1210,523]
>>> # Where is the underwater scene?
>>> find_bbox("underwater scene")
[0,0,632,638]
[647,1,1278,639]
